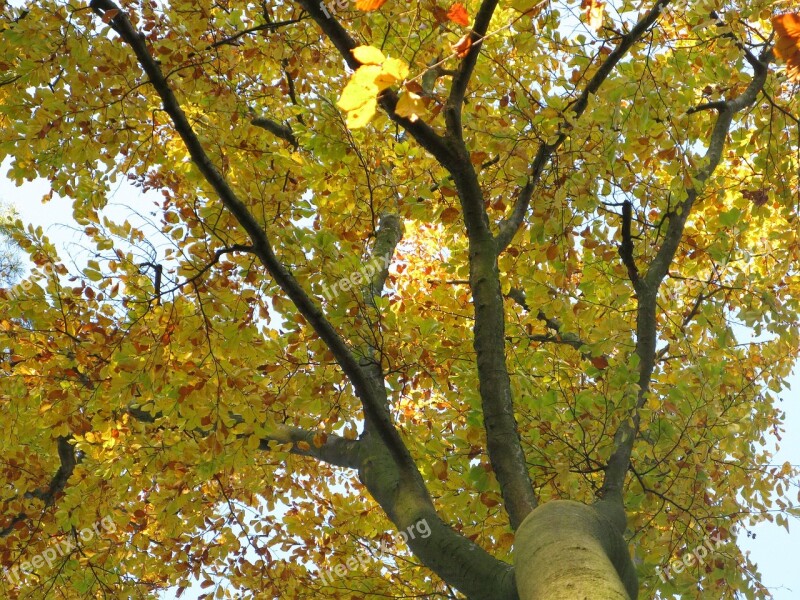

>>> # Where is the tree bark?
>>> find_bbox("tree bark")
[514,500,637,600]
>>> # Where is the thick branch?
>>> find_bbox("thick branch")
[127,405,360,469]
[457,167,536,529]
[356,438,518,599]
[357,213,403,433]
[618,200,640,285]
[496,0,672,253]
[93,1,419,479]
[1,436,77,537]
[445,0,499,138]
[292,0,456,169]
[258,425,361,469]
[600,50,772,497]
[251,116,298,148]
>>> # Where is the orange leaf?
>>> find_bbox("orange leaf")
[451,34,472,58]
[447,3,469,26]
[773,12,800,82]
[355,0,387,11]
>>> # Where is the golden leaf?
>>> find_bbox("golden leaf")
[395,91,426,122]
[337,65,382,111]
[380,57,409,83]
[355,0,387,11]
[581,0,605,33]
[352,45,386,66]
[346,98,377,128]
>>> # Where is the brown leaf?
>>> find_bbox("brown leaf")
[431,5,449,24]
[102,8,120,23]
[440,207,460,223]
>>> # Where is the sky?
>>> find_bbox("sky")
[1,166,799,598]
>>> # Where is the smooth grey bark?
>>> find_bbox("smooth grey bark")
[514,498,636,600]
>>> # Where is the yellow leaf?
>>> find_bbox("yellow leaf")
[381,58,409,82]
[581,0,605,32]
[396,91,426,122]
[346,98,378,128]
[352,45,386,65]
[337,66,382,111]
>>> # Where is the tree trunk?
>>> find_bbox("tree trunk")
[514,500,637,600]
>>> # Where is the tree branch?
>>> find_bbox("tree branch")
[127,405,361,469]
[93,1,420,480]
[258,425,361,469]
[453,166,537,529]
[600,49,772,498]
[292,0,457,169]
[1,436,77,537]
[208,17,306,48]
[496,0,672,253]
[445,0,499,139]
[618,200,640,285]
[251,116,298,148]
[356,213,404,433]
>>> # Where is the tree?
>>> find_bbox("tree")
[1,0,799,598]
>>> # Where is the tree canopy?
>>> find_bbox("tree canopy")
[1,0,800,598]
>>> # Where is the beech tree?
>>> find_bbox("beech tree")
[1,0,800,598]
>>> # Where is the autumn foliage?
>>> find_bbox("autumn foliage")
[1,1,800,599]
[773,12,800,82]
